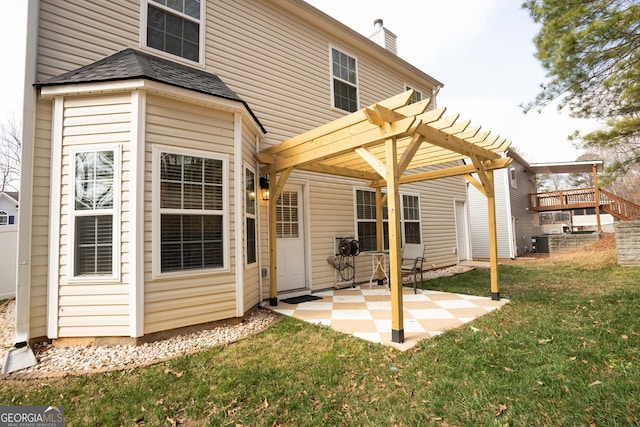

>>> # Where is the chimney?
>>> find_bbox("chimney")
[369,19,397,55]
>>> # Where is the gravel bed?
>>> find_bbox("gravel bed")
[402,264,473,283]
[1,302,279,379]
[1,264,471,379]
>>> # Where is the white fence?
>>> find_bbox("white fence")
[0,225,17,299]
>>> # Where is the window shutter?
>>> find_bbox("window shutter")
[9,216,14,224]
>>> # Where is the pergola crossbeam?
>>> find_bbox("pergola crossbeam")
[464,173,486,195]
[415,122,500,161]
[355,147,387,178]
[370,157,513,187]
[259,90,415,158]
[297,163,380,181]
[261,116,416,174]
[397,134,425,176]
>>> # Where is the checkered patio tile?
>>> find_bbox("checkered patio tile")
[269,286,509,351]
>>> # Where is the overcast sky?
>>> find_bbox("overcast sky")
[305,0,599,163]
[1,0,598,163]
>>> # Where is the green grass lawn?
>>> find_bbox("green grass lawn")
[2,258,639,426]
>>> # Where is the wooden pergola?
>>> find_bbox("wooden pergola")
[256,90,512,343]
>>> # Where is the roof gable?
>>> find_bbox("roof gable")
[0,191,19,205]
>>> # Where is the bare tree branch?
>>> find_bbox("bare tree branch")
[0,115,22,192]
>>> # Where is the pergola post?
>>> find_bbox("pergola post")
[385,137,404,343]
[268,171,279,306]
[593,164,602,232]
[486,170,500,300]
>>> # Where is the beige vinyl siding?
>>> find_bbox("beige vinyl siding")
[208,0,438,147]
[307,173,360,290]
[38,0,138,81]
[242,122,261,311]
[243,267,260,311]
[57,94,132,337]
[29,99,54,338]
[143,94,238,334]
[210,1,334,142]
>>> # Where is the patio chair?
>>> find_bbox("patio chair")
[401,243,425,293]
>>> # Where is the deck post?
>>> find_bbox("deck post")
[486,170,500,300]
[385,137,404,343]
[268,171,278,306]
[593,164,602,232]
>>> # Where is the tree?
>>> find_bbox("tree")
[567,153,599,188]
[0,116,21,192]
[522,1,640,181]
[536,172,569,192]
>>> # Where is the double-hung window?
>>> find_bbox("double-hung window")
[72,149,118,278]
[355,189,388,252]
[331,48,358,113]
[510,167,518,189]
[158,150,226,273]
[245,167,257,265]
[146,0,202,63]
[355,189,422,250]
[402,194,421,244]
[0,211,8,225]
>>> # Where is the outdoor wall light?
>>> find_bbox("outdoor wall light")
[259,176,270,201]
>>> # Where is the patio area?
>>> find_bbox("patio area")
[269,285,509,351]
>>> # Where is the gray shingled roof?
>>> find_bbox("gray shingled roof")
[1,191,18,202]
[37,48,265,133]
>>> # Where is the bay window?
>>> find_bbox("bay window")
[72,149,118,277]
[158,150,226,273]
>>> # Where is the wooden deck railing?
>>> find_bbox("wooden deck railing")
[529,188,600,211]
[529,187,640,221]
[599,189,640,221]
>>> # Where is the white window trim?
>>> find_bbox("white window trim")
[68,144,122,283]
[353,187,422,249]
[0,211,7,225]
[140,0,206,67]
[152,144,230,278]
[401,191,422,245]
[404,84,423,103]
[244,163,258,268]
[329,45,359,113]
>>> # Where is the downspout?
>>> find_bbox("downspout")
[502,162,516,259]
[431,85,442,109]
[2,0,39,374]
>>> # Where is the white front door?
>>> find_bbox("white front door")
[276,184,307,293]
